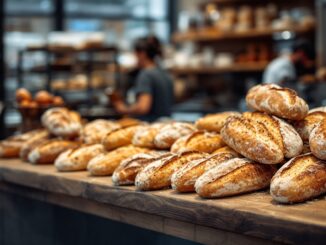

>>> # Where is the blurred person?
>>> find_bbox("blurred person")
[263,39,315,84]
[110,36,174,122]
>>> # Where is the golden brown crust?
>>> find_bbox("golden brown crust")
[195,112,241,132]
[212,146,241,157]
[20,131,51,161]
[309,118,326,160]
[81,119,120,144]
[132,123,166,148]
[270,153,326,203]
[116,118,141,127]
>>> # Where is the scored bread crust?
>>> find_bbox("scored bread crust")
[132,123,166,148]
[171,152,236,193]
[81,119,120,144]
[87,145,149,176]
[55,144,105,171]
[309,118,326,160]
[195,112,241,132]
[270,153,326,203]
[135,151,207,191]
[195,158,276,198]
[246,84,308,120]
[20,130,51,161]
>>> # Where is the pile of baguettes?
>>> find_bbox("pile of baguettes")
[0,84,325,204]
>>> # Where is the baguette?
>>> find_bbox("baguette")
[195,112,241,132]
[309,118,326,160]
[87,145,149,176]
[172,152,236,192]
[195,158,276,198]
[81,119,120,144]
[135,151,208,191]
[270,153,326,203]
[132,123,166,148]
[55,144,105,171]
[246,84,308,120]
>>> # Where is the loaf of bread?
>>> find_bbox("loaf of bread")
[41,107,82,138]
[132,122,166,148]
[87,145,149,176]
[195,158,276,198]
[154,122,196,149]
[172,152,236,192]
[170,131,225,153]
[293,111,326,142]
[212,146,242,157]
[246,84,308,120]
[195,112,241,132]
[81,119,120,144]
[20,130,51,161]
[221,112,303,164]
[270,153,326,203]
[28,139,80,164]
[102,125,145,151]
[55,144,105,171]
[112,152,170,185]
[309,118,326,160]
[135,151,207,191]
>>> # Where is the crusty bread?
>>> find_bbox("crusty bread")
[195,158,276,198]
[172,152,236,192]
[87,145,149,176]
[309,118,326,160]
[293,111,326,142]
[20,130,51,161]
[270,153,326,203]
[112,152,170,185]
[55,144,105,171]
[212,146,242,157]
[102,124,145,151]
[221,112,303,164]
[41,107,82,138]
[195,112,241,132]
[170,131,225,153]
[28,139,80,164]
[154,122,196,149]
[81,119,120,144]
[132,122,167,148]
[135,151,207,191]
[246,84,308,120]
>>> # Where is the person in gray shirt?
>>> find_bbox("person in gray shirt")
[112,36,173,122]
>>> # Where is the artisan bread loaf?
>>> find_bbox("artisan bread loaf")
[172,152,236,192]
[309,118,326,160]
[55,144,105,171]
[81,119,120,144]
[221,112,303,164]
[28,139,80,164]
[87,145,149,176]
[20,130,51,161]
[246,84,308,120]
[112,152,170,185]
[132,122,166,148]
[195,111,241,132]
[270,153,326,203]
[102,124,145,151]
[41,107,82,138]
[135,151,207,191]
[154,122,196,149]
[195,158,276,198]
[170,135,189,153]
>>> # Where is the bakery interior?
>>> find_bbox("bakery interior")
[0,0,325,245]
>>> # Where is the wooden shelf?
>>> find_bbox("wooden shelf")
[173,26,315,43]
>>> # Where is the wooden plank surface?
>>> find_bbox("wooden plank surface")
[0,159,325,245]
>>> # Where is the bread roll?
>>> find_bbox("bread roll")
[41,107,82,138]
[154,122,196,149]
[135,151,207,191]
[270,153,326,203]
[81,119,120,144]
[132,123,166,148]
[28,139,80,164]
[112,152,170,185]
[195,158,276,198]
[246,84,308,120]
[309,118,326,160]
[87,145,149,176]
[195,112,241,132]
[102,125,145,151]
[172,152,236,192]
[20,130,51,161]
[212,146,242,157]
[221,112,303,164]
[55,144,105,171]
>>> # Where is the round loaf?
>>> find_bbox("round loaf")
[309,118,326,160]
[195,111,241,132]
[270,153,326,203]
[195,158,276,198]
[246,84,308,120]
[81,119,120,144]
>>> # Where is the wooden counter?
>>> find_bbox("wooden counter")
[0,159,325,245]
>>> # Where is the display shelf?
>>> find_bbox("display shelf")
[0,159,325,245]
[172,26,315,43]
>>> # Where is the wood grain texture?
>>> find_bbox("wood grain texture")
[0,159,325,245]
